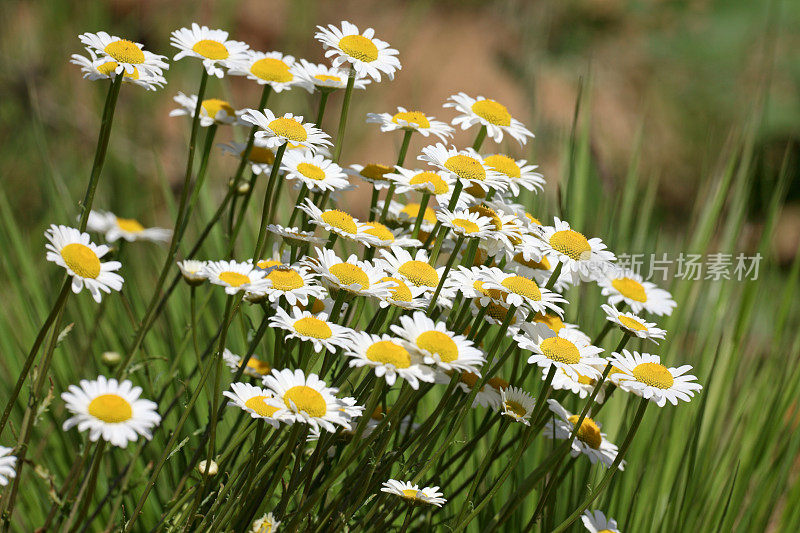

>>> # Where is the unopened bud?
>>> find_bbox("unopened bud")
[101,351,121,367]
[197,459,218,476]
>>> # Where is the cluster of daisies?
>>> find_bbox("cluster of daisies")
[17,19,704,531]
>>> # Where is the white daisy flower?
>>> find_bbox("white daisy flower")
[536,217,616,283]
[78,32,168,77]
[240,109,332,152]
[500,386,536,425]
[266,225,325,249]
[545,400,623,469]
[610,350,702,407]
[549,367,607,403]
[294,59,371,91]
[298,199,367,241]
[203,259,268,295]
[220,141,276,175]
[61,376,161,448]
[466,203,526,257]
[70,48,166,90]
[222,349,272,379]
[391,312,485,373]
[306,248,395,299]
[376,275,429,310]
[390,167,454,197]
[223,382,282,428]
[510,251,574,294]
[435,208,494,240]
[250,512,280,533]
[380,479,446,507]
[478,267,566,315]
[261,368,351,433]
[170,23,249,78]
[517,328,605,381]
[357,222,422,249]
[366,107,454,141]
[86,210,171,243]
[345,163,396,190]
[444,92,534,146]
[0,447,16,486]
[169,92,239,126]
[345,332,435,389]
[375,247,451,295]
[451,371,509,409]
[315,21,401,82]
[484,154,544,196]
[281,151,349,192]
[247,264,326,307]
[228,50,311,92]
[602,304,666,342]
[177,260,207,286]
[419,143,508,194]
[269,307,353,353]
[582,510,620,533]
[45,225,123,303]
[337,396,366,427]
[598,269,677,316]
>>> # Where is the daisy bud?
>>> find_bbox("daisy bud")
[101,351,122,367]
[197,459,218,476]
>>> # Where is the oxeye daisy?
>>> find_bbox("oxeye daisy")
[582,510,620,533]
[315,21,401,82]
[391,312,485,373]
[337,396,366,427]
[471,298,526,328]
[380,479,446,507]
[177,260,207,286]
[294,59,371,91]
[444,92,534,146]
[87,210,172,243]
[79,32,168,77]
[228,50,311,93]
[170,23,249,78]
[610,350,702,406]
[306,248,396,299]
[250,264,325,307]
[358,222,422,249]
[545,400,623,469]
[466,203,526,256]
[602,304,666,342]
[250,512,280,533]
[203,259,268,295]
[477,267,567,315]
[61,376,161,448]
[484,154,544,196]
[419,144,508,194]
[375,248,450,294]
[598,269,677,316]
[281,151,349,192]
[451,371,509,409]
[45,225,123,303]
[366,107,454,141]
[435,208,494,239]
[169,92,239,126]
[298,199,366,241]
[376,276,429,310]
[390,167,454,197]
[0,447,16,486]
[220,141,276,175]
[261,368,351,433]
[70,48,166,90]
[549,367,607,403]
[223,382,281,428]
[345,332,435,389]
[241,109,331,151]
[346,163,396,190]
[517,328,605,381]
[269,307,353,353]
[500,386,536,425]
[266,224,325,249]
[536,217,616,283]
[222,349,272,379]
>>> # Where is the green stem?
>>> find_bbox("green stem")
[471,125,487,151]
[426,236,464,315]
[378,129,414,223]
[410,193,431,241]
[253,142,288,259]
[332,66,356,163]
[315,90,331,127]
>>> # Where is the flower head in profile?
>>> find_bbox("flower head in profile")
[170,23,249,78]
[241,109,331,151]
[70,48,166,90]
[203,260,268,295]
[61,376,161,448]
[390,167,454,197]
[45,225,123,303]
[598,269,676,316]
[306,248,395,299]
[536,217,616,283]
[222,349,272,379]
[545,400,623,469]
[345,332,435,389]
[602,304,666,342]
[87,210,172,243]
[294,59,371,91]
[229,50,312,92]
[581,510,620,533]
[0,447,16,486]
[223,382,281,428]
[517,328,605,381]
[419,144,508,194]
[169,92,239,126]
[220,141,276,175]
[484,154,544,196]
[444,92,534,146]
[298,199,367,241]
[500,386,536,425]
[281,151,350,192]
[610,350,701,406]
[177,260,207,286]
[269,307,354,353]
[357,222,422,250]
[79,32,168,77]
[250,512,281,533]
[436,208,494,240]
[315,21,400,81]
[366,107,453,141]
[451,371,510,409]
[345,163,396,190]
[381,479,446,507]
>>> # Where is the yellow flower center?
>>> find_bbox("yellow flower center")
[245,395,279,417]
[359,163,393,181]
[444,154,486,181]
[249,146,275,164]
[402,489,421,500]
[299,299,326,314]
[513,252,550,271]
[88,393,133,423]
[632,362,674,389]
[484,302,516,324]
[266,267,304,291]
[539,337,581,364]
[338,34,379,62]
[293,316,333,339]
[321,210,358,234]
[484,154,521,178]
[364,222,394,242]
[246,357,272,375]
[525,213,542,225]
[380,276,413,302]
[416,331,459,363]
[218,271,251,287]
[191,39,229,60]
[268,118,308,142]
[392,111,430,129]
[296,162,327,181]
[468,205,502,230]
[365,340,411,368]
[549,229,591,260]
[284,385,327,418]
[400,203,436,224]
[329,263,370,289]
[569,370,596,386]
[501,276,541,300]
[488,377,510,390]
[471,99,512,126]
[618,315,647,331]
[463,182,487,199]
[533,312,565,333]
[104,40,145,64]
[398,260,438,287]
[314,73,342,83]
[257,259,283,270]
[116,217,145,233]
[504,400,527,418]
[250,57,293,83]
[567,414,603,449]
[97,61,140,78]
[452,218,481,234]
[409,172,449,195]
[60,243,101,279]
[611,277,648,302]
[201,98,235,119]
